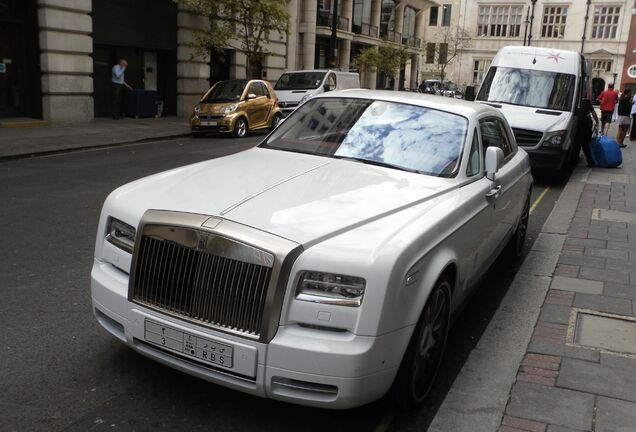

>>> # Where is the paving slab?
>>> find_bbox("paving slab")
[600,352,636,370]
[550,276,603,295]
[531,233,566,253]
[557,357,636,403]
[538,304,572,325]
[595,396,636,432]
[603,282,636,300]
[578,266,630,284]
[547,426,587,432]
[507,382,594,431]
[543,182,585,235]
[527,340,599,362]
[592,208,636,224]
[573,294,633,315]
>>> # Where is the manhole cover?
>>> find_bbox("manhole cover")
[573,311,636,355]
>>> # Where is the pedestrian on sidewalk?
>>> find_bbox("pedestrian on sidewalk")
[112,59,133,120]
[575,98,599,166]
[630,91,636,141]
[597,83,619,135]
[616,88,632,148]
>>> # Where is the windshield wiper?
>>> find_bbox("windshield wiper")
[332,155,427,175]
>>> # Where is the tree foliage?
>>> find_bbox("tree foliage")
[432,26,470,82]
[176,0,290,78]
[351,42,410,82]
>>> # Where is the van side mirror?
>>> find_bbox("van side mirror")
[485,146,504,181]
[324,83,335,92]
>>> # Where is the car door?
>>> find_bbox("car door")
[244,82,269,127]
[478,116,520,267]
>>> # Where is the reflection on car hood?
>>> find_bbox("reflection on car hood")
[483,102,569,132]
[198,102,238,113]
[275,89,311,104]
[108,148,455,245]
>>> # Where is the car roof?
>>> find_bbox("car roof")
[313,89,500,118]
[281,69,358,75]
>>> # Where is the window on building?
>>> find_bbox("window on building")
[403,6,416,42]
[627,65,636,79]
[592,60,612,73]
[380,0,396,37]
[591,6,621,39]
[477,5,524,38]
[473,59,492,85]
[352,0,373,33]
[426,43,435,64]
[541,6,568,38]
[442,4,452,26]
[429,6,438,26]
[439,43,448,65]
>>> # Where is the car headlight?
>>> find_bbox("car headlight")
[299,93,313,104]
[106,217,136,254]
[223,104,238,114]
[296,271,366,307]
[193,104,200,115]
[542,130,567,148]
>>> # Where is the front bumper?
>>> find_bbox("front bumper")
[90,258,407,409]
[190,114,237,133]
[523,146,569,172]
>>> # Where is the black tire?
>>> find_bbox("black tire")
[233,117,248,138]
[270,113,283,131]
[390,277,451,410]
[505,194,530,260]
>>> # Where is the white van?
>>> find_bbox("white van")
[274,70,360,116]
[476,46,589,173]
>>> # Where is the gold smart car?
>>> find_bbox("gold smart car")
[190,79,283,137]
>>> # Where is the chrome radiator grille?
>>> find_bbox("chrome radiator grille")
[131,227,273,337]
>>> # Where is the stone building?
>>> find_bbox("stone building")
[422,0,633,100]
[0,0,434,123]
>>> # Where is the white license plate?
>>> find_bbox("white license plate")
[144,320,233,368]
[200,120,217,126]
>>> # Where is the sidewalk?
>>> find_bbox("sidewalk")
[0,117,189,159]
[430,131,636,431]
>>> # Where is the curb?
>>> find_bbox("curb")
[0,133,191,162]
[428,167,590,432]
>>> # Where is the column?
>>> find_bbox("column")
[394,3,405,41]
[301,1,317,69]
[410,53,419,89]
[370,0,382,37]
[340,39,352,70]
[366,46,379,89]
[176,5,211,117]
[38,0,93,122]
[414,9,425,47]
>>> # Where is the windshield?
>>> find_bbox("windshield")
[274,72,327,91]
[260,98,467,177]
[203,80,248,103]
[477,66,575,111]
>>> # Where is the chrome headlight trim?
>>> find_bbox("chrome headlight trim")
[296,271,366,307]
[106,217,136,254]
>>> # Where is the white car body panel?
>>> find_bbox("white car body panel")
[91,90,533,409]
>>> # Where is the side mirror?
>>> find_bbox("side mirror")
[323,83,335,92]
[485,146,504,181]
[246,93,257,100]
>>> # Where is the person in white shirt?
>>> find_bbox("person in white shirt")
[112,59,133,119]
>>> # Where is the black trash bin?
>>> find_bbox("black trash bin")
[124,89,159,118]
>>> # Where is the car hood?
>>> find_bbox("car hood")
[479,101,570,132]
[274,89,314,104]
[198,101,241,114]
[107,148,456,245]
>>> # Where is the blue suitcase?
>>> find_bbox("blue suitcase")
[590,134,622,168]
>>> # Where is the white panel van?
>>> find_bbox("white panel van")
[274,70,360,116]
[476,46,589,174]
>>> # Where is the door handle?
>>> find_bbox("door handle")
[486,185,502,198]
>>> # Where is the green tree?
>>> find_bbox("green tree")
[176,0,290,78]
[351,42,410,88]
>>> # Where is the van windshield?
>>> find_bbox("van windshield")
[275,72,326,91]
[477,67,575,111]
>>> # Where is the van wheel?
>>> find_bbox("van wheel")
[233,117,248,138]
[390,277,451,410]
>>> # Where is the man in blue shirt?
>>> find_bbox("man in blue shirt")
[112,59,132,119]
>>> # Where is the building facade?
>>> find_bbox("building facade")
[423,0,633,101]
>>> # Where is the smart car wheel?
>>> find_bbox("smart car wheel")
[270,113,283,131]
[233,117,248,138]
[390,276,451,409]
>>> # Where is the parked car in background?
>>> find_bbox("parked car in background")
[476,46,589,174]
[92,90,532,410]
[190,79,283,137]
[419,80,463,99]
[274,69,360,116]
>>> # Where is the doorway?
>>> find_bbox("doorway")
[592,77,605,104]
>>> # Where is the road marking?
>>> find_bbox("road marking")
[373,408,397,432]
[529,186,550,215]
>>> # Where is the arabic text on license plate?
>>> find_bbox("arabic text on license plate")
[144,320,233,368]
[201,120,217,126]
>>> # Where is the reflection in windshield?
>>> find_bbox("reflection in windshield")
[274,72,327,90]
[261,98,467,177]
[477,67,575,111]
[203,80,247,103]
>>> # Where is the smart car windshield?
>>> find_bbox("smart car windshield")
[477,67,575,111]
[260,98,468,177]
[274,72,327,90]
[203,80,248,103]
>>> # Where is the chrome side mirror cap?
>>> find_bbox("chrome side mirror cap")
[485,146,504,181]
[246,93,257,100]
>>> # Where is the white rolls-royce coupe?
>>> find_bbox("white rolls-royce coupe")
[91,90,532,409]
